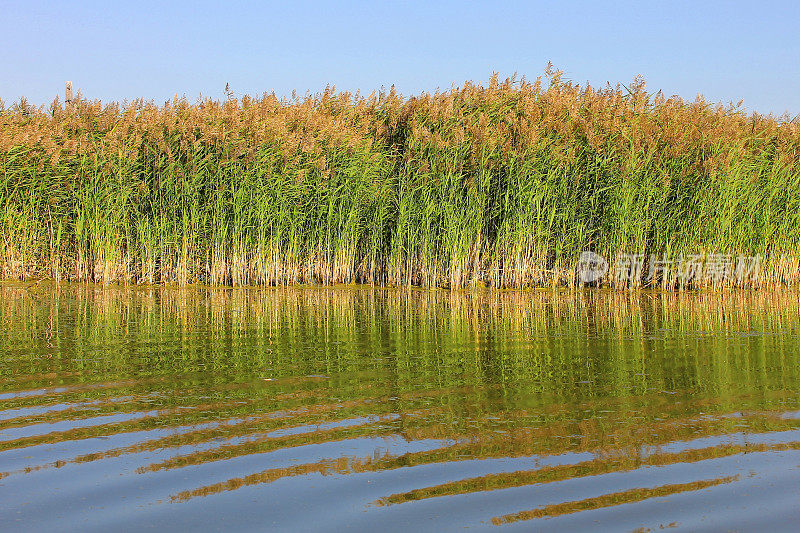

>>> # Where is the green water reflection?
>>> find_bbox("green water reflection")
[1,285,799,531]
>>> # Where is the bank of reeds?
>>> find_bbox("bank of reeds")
[2,70,799,288]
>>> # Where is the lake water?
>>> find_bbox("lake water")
[1,284,799,531]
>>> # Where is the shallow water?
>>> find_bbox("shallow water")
[1,284,799,531]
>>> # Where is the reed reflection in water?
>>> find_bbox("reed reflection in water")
[1,284,799,531]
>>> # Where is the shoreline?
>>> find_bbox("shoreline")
[3,278,798,293]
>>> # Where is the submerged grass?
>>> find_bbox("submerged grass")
[1,70,799,288]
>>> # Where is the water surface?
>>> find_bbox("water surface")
[1,285,799,531]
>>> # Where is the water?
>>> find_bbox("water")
[1,284,799,531]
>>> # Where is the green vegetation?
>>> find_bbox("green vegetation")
[2,71,799,287]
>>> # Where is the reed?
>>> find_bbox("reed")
[1,70,799,288]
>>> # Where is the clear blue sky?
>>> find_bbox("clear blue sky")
[2,0,799,116]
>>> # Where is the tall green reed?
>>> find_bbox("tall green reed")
[1,74,798,288]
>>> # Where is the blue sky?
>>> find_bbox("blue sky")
[2,0,799,116]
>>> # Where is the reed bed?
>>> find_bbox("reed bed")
[2,70,799,288]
